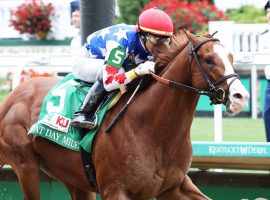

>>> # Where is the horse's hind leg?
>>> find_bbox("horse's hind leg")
[156,175,211,200]
[0,128,41,199]
[10,147,41,200]
[65,183,96,200]
[17,163,40,200]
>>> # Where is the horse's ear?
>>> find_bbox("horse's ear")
[184,29,199,44]
[182,28,188,37]
[203,32,212,38]
[211,30,218,37]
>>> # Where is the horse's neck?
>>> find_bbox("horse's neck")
[134,48,200,142]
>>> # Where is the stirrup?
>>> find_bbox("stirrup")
[71,114,98,130]
[88,114,98,130]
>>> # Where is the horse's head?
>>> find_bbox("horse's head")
[153,30,250,115]
[185,30,250,114]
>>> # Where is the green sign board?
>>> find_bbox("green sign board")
[192,142,270,157]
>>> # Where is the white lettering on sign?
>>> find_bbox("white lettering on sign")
[208,146,267,156]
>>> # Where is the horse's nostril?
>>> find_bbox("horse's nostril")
[233,93,242,99]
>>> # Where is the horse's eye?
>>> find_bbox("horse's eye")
[205,58,213,67]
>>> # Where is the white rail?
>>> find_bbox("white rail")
[209,21,270,140]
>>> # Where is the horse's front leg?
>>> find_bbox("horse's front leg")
[156,175,211,200]
[99,190,131,200]
[64,183,96,200]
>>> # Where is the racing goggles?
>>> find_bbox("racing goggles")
[146,34,171,45]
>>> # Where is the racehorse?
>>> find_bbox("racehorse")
[0,30,249,200]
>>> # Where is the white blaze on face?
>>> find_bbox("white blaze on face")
[213,44,250,113]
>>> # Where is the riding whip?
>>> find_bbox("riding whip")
[105,77,144,133]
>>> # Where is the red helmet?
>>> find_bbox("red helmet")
[136,7,173,37]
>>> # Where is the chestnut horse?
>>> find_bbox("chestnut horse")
[0,30,249,200]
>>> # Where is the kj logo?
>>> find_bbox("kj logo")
[56,115,70,128]
[42,113,71,133]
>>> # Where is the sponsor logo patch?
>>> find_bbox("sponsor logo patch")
[41,113,71,133]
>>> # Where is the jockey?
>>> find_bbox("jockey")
[71,7,174,130]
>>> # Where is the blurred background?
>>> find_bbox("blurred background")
[0,0,270,199]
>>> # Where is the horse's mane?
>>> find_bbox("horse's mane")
[128,31,215,90]
[154,30,215,70]
[154,30,189,70]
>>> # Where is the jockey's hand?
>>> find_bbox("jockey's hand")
[134,61,155,76]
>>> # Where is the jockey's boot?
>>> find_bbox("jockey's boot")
[71,81,107,130]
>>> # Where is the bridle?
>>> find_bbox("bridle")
[151,38,239,105]
[106,38,239,133]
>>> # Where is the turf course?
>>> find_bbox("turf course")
[191,117,266,142]
[0,91,8,103]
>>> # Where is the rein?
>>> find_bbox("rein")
[151,38,239,105]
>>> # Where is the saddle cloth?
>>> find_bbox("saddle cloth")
[28,73,119,153]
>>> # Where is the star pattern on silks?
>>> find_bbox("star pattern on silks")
[113,28,128,41]
[98,47,107,57]
[88,50,98,58]
[99,28,111,40]
[84,24,154,91]
[86,24,153,64]
[86,25,133,60]
[106,40,121,53]
[86,32,96,44]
